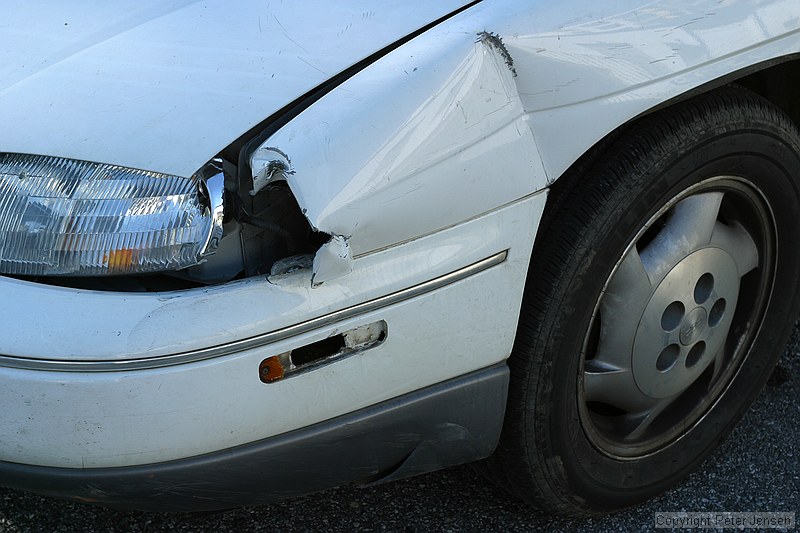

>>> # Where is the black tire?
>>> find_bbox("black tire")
[493,86,800,514]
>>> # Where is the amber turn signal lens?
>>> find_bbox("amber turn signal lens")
[259,356,285,383]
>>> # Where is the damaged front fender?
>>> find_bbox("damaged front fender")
[249,19,550,264]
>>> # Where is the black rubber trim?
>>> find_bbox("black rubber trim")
[0,363,509,512]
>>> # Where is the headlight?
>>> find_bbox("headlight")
[0,154,224,276]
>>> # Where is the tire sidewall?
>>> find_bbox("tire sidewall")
[534,114,800,510]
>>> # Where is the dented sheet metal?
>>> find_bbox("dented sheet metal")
[251,146,294,195]
[312,234,354,286]
[254,0,799,259]
[259,26,548,256]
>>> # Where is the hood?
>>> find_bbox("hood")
[0,1,473,177]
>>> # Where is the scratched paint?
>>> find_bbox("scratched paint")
[266,30,548,256]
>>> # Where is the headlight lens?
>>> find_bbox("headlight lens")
[0,153,224,276]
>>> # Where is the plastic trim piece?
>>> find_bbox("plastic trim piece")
[0,251,507,372]
[0,363,510,512]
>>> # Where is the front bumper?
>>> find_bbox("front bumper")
[0,364,508,512]
[0,193,545,509]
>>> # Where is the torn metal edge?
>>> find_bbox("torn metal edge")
[250,146,296,195]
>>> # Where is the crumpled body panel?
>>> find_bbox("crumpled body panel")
[267,0,799,255]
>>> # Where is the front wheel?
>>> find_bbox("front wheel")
[494,87,800,514]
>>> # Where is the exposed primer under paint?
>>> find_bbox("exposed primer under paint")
[476,31,517,77]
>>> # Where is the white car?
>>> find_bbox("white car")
[1,0,798,514]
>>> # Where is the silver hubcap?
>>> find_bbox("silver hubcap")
[633,248,739,399]
[580,179,771,456]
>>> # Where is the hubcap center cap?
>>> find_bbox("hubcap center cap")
[680,307,708,346]
[631,248,741,399]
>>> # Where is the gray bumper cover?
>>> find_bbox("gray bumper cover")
[0,363,509,511]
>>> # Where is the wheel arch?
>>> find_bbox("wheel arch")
[547,54,800,200]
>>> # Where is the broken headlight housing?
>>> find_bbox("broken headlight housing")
[0,153,224,276]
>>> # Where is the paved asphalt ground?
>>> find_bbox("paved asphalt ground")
[1,324,797,532]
